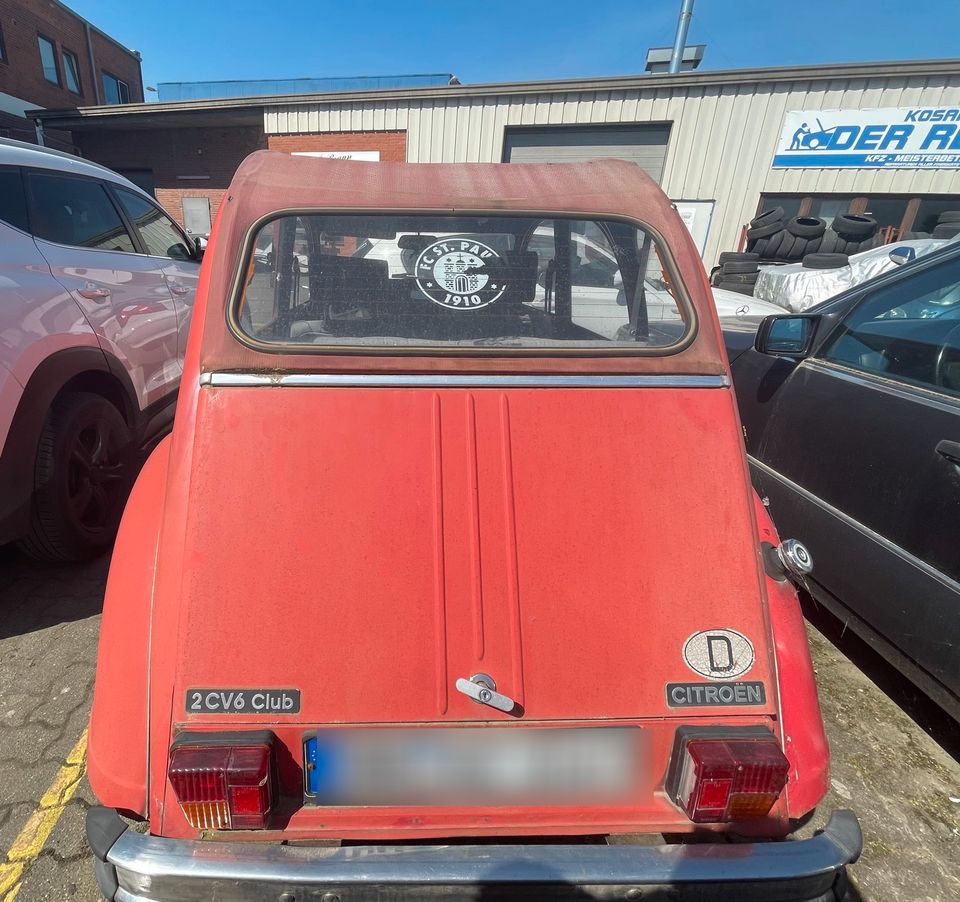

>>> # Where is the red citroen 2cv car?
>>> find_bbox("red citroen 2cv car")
[86,152,861,901]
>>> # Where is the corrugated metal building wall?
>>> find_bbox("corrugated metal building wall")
[264,61,960,265]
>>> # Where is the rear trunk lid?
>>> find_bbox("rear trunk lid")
[170,383,775,725]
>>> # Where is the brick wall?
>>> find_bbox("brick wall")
[77,125,268,229]
[0,0,142,142]
[267,131,407,161]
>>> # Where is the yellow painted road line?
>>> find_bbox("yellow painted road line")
[0,729,88,901]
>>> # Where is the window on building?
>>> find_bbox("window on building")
[38,35,60,85]
[102,72,130,105]
[0,23,8,63]
[914,198,960,236]
[113,187,193,260]
[757,194,960,240]
[62,49,81,94]
[759,196,803,222]
[807,198,853,230]
[27,172,136,253]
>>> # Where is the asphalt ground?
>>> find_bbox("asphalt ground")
[0,546,958,901]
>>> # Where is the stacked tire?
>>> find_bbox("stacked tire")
[932,211,960,239]
[712,251,760,295]
[745,207,884,261]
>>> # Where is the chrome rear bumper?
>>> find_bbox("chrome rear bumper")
[88,807,861,902]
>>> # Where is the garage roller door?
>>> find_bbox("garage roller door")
[503,124,670,183]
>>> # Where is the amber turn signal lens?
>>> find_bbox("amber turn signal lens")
[673,736,789,823]
[168,741,274,830]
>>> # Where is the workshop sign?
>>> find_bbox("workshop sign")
[774,107,960,169]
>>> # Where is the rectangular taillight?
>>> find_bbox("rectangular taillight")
[668,727,789,824]
[168,732,276,830]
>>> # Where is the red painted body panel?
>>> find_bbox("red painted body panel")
[87,155,830,843]
[752,494,831,818]
[87,436,170,816]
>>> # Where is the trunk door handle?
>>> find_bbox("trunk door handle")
[455,674,516,713]
[169,285,190,296]
[936,439,960,465]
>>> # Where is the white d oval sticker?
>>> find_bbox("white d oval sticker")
[415,238,506,310]
[683,629,755,680]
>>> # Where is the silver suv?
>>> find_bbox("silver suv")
[0,138,200,561]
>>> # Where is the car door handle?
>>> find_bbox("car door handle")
[935,439,960,466]
[169,285,190,296]
[77,287,111,300]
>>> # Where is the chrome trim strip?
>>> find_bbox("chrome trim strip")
[749,455,960,595]
[803,358,960,415]
[199,372,729,388]
[104,810,861,900]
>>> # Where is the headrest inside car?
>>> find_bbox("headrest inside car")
[397,234,437,250]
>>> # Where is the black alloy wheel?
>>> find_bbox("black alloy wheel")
[18,392,135,562]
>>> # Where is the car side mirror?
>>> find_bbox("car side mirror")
[194,236,206,261]
[889,246,915,266]
[755,314,819,357]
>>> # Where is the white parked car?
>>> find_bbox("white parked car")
[0,137,200,560]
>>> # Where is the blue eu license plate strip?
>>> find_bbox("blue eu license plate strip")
[304,726,642,807]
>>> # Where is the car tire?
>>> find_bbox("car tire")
[818,231,840,253]
[749,207,785,228]
[802,252,850,269]
[932,224,960,238]
[763,229,789,259]
[781,235,807,260]
[747,219,783,240]
[747,237,769,257]
[721,271,760,284]
[721,260,759,274]
[786,216,826,238]
[900,230,930,239]
[833,213,877,238]
[17,392,135,563]
[936,211,960,224]
[718,251,760,264]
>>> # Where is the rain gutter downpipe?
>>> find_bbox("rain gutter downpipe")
[668,0,695,74]
[85,22,102,104]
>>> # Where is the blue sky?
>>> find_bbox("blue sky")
[69,0,959,92]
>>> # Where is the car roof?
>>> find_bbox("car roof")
[196,152,727,376]
[0,136,147,195]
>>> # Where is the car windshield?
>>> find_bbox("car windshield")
[235,214,691,351]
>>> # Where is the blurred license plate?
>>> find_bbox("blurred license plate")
[304,727,642,806]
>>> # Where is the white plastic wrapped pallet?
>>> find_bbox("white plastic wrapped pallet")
[753,238,956,312]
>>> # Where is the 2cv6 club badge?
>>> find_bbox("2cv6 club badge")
[415,237,506,310]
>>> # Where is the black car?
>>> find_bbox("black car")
[724,241,960,720]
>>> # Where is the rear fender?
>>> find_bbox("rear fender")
[87,436,171,817]
[753,491,830,819]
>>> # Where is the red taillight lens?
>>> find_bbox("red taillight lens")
[168,737,275,830]
[671,732,789,823]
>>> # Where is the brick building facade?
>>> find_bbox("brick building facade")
[78,124,269,229]
[0,0,142,150]
[30,93,410,232]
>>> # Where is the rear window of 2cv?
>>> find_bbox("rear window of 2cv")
[234,214,694,352]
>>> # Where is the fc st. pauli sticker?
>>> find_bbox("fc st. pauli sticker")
[682,629,755,681]
[415,238,506,310]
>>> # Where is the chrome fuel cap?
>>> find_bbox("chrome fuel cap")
[778,539,813,577]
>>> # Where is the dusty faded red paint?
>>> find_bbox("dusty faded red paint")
[88,152,829,841]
